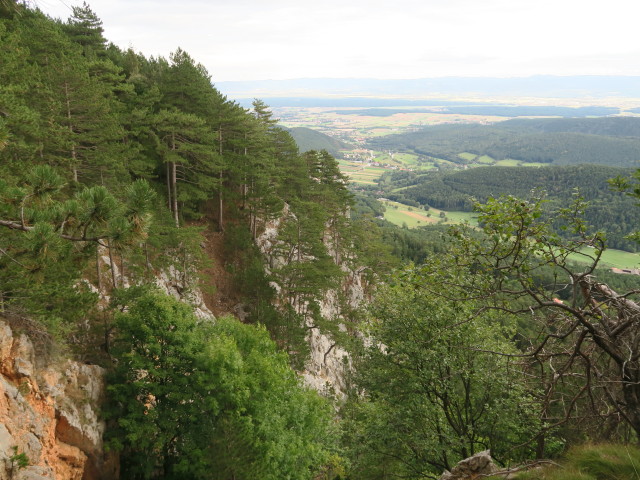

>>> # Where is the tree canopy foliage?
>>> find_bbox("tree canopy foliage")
[5,4,640,479]
[345,270,540,479]
[107,289,336,480]
[380,164,640,251]
[368,117,640,167]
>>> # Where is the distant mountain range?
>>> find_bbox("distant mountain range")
[217,76,640,100]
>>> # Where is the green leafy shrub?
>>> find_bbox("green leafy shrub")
[106,289,337,479]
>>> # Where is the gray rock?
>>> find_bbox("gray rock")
[440,450,498,480]
[12,335,34,378]
[0,424,15,459]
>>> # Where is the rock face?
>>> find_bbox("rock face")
[257,209,369,396]
[0,319,115,480]
[99,253,215,321]
[440,450,498,480]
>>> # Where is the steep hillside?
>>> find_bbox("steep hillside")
[0,5,368,478]
[285,126,351,157]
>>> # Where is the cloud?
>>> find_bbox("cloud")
[36,0,640,81]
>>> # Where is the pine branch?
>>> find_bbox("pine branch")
[0,219,108,245]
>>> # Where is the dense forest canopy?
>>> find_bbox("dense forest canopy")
[379,164,640,251]
[368,117,640,166]
[0,4,357,477]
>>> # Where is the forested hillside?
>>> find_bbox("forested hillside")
[382,164,640,250]
[3,3,640,480]
[285,126,351,157]
[0,3,362,477]
[369,117,640,166]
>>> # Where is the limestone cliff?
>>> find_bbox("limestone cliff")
[0,318,116,480]
[257,208,369,395]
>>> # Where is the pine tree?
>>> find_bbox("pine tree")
[151,108,217,225]
[62,2,107,58]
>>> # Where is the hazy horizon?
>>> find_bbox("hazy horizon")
[215,76,640,102]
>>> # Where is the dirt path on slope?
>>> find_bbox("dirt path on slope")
[199,229,240,318]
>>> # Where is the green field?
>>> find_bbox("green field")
[569,247,640,269]
[382,200,640,269]
[494,158,521,166]
[339,161,387,184]
[393,153,420,164]
[382,200,478,228]
[458,152,477,161]
[493,159,548,167]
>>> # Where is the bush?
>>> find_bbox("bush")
[106,289,337,480]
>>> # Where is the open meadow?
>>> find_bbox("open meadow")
[382,201,640,269]
[381,200,478,228]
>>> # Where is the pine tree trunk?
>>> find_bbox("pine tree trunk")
[218,170,224,232]
[107,240,117,289]
[171,132,179,227]
[218,128,224,232]
[145,242,151,274]
[166,162,172,212]
[64,81,78,182]
[120,251,125,287]
[171,161,179,227]
[96,245,102,291]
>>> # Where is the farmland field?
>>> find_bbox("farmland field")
[381,199,640,269]
[382,200,478,228]
[339,161,387,184]
[458,152,477,161]
[577,247,640,269]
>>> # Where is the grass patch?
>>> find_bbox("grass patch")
[339,162,389,184]
[567,247,640,270]
[415,164,438,171]
[383,202,437,228]
[495,158,522,166]
[392,152,420,167]
[458,152,478,161]
[477,154,495,164]
[382,201,478,228]
[514,443,640,480]
[440,210,478,224]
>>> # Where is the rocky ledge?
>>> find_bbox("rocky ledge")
[0,319,115,480]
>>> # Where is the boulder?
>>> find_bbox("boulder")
[440,450,499,480]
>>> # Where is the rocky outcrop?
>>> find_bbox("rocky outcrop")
[154,265,214,320]
[98,253,215,321]
[257,209,369,396]
[440,450,498,480]
[0,319,115,480]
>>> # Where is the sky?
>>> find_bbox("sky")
[36,0,640,82]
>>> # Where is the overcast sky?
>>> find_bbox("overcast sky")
[36,0,640,82]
